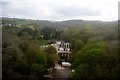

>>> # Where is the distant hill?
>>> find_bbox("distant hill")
[1,17,118,41]
[1,17,118,28]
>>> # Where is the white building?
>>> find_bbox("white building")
[52,41,71,61]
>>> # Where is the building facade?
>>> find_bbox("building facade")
[52,41,71,62]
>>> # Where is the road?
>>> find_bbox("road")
[54,64,71,80]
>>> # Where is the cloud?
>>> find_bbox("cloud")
[2,3,34,18]
[55,6,101,17]
[0,2,10,5]
[0,0,119,21]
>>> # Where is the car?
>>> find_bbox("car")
[62,62,71,67]
[43,74,52,80]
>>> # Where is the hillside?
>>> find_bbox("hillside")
[2,17,119,79]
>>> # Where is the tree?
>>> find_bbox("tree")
[72,63,93,79]
[41,27,57,40]
[72,42,109,78]
[71,39,85,63]
[44,46,59,67]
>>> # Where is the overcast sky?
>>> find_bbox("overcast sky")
[0,0,119,21]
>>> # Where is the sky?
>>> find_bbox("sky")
[0,0,119,21]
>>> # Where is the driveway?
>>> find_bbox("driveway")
[54,64,71,80]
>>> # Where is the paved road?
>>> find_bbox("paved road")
[54,64,71,80]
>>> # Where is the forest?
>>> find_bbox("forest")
[2,17,119,79]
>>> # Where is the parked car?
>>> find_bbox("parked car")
[62,62,71,67]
